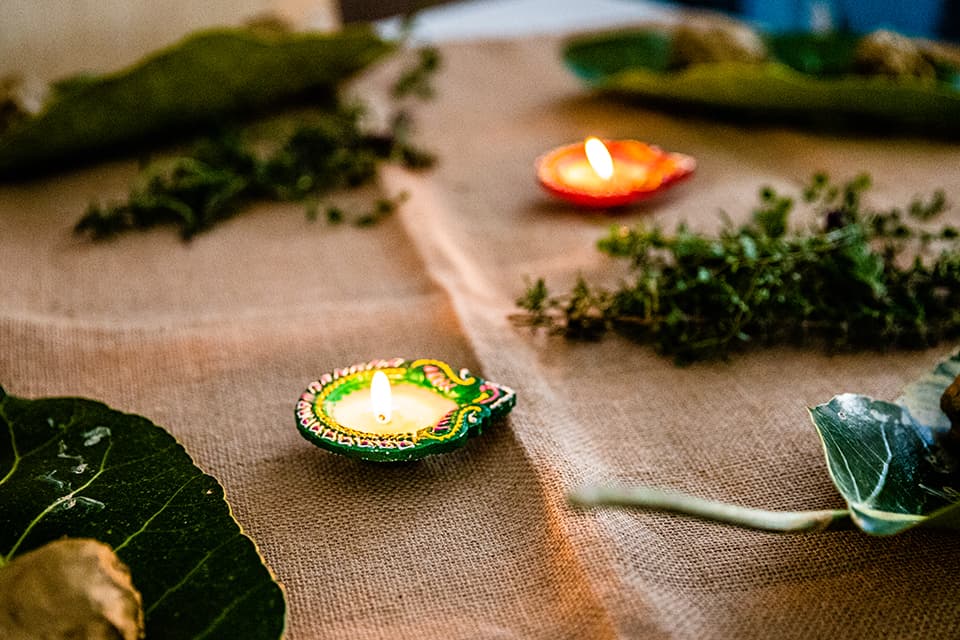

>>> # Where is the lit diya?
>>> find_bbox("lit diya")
[296,358,516,462]
[536,137,696,208]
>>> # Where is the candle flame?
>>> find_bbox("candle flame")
[584,137,614,181]
[371,371,391,424]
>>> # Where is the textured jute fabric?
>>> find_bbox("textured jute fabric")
[3,34,960,639]
[0,1,340,81]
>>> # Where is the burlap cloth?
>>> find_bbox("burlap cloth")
[3,34,960,639]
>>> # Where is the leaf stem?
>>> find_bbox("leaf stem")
[569,485,851,533]
[0,403,19,489]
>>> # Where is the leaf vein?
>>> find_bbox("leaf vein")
[819,425,860,500]
[863,420,893,505]
[3,440,115,561]
[0,403,19,488]
[114,472,204,553]
[145,533,241,616]
[193,579,265,640]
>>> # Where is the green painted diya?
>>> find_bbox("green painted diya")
[296,358,516,462]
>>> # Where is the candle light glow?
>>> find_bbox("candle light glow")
[331,378,457,436]
[584,137,614,181]
[371,370,391,424]
[536,138,696,208]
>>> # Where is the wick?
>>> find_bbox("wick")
[376,413,389,424]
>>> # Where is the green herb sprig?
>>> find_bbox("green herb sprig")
[513,174,960,363]
[392,47,441,99]
[75,105,431,241]
[76,45,440,241]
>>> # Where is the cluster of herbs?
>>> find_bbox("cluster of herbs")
[514,174,960,364]
[75,47,440,241]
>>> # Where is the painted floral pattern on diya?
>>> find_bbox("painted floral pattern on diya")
[296,358,517,462]
[536,138,696,208]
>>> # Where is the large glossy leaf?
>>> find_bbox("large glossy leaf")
[0,386,285,638]
[563,30,960,135]
[0,25,393,177]
[809,351,960,535]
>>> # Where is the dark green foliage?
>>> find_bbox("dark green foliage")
[392,47,442,99]
[514,174,960,364]
[75,105,433,240]
[0,389,285,637]
[563,30,960,136]
[64,33,442,241]
[809,350,960,535]
[354,193,409,227]
[0,27,394,177]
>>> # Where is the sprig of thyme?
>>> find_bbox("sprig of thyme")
[76,45,440,241]
[392,47,441,99]
[513,174,960,364]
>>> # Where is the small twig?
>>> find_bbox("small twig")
[568,485,852,533]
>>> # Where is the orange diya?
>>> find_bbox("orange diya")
[536,137,696,208]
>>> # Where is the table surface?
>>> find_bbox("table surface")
[3,3,960,639]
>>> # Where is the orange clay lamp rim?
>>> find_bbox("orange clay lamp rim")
[536,139,696,208]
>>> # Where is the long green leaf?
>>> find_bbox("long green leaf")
[0,386,285,638]
[563,31,960,135]
[0,25,393,177]
[809,351,960,535]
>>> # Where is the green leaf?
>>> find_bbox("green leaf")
[569,351,960,536]
[809,351,960,535]
[0,386,285,638]
[896,349,960,432]
[0,25,393,177]
[563,30,960,135]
